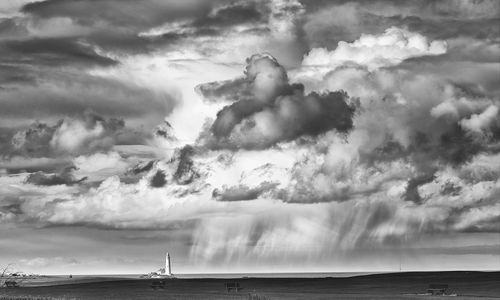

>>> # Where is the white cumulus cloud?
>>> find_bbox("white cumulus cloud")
[302,27,447,71]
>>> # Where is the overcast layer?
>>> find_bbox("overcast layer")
[0,0,499,274]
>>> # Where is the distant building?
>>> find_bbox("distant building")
[143,251,175,278]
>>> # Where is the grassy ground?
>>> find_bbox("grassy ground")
[1,271,499,300]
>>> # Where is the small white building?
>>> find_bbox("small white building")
[144,252,175,278]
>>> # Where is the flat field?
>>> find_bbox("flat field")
[1,271,499,300]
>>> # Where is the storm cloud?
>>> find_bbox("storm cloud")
[8,111,128,157]
[199,54,357,149]
[25,168,86,186]
[0,0,499,274]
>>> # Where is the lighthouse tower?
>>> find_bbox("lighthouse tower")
[164,252,172,276]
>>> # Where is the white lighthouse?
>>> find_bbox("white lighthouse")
[163,252,172,276]
[143,252,175,278]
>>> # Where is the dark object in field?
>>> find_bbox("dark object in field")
[3,280,19,287]
[427,284,449,295]
[151,280,166,290]
[248,293,271,300]
[225,282,241,292]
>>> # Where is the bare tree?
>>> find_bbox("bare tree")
[0,263,14,287]
[0,263,26,288]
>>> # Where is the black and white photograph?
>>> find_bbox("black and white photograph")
[0,0,499,299]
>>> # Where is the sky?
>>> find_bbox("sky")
[0,0,499,275]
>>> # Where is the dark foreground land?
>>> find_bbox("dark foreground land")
[1,271,499,300]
